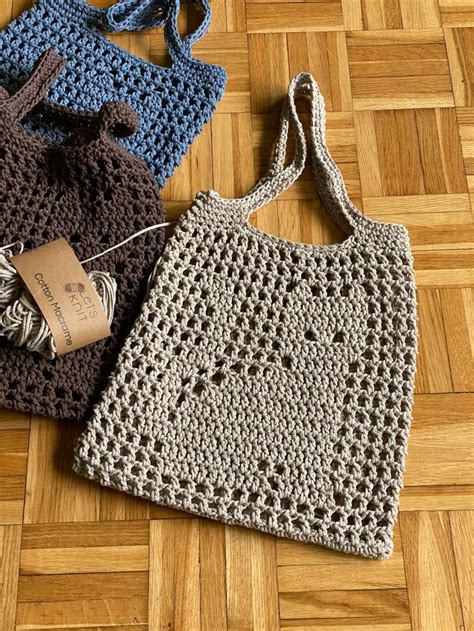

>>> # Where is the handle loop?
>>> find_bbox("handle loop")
[99,0,211,59]
[164,0,212,57]
[0,51,139,141]
[103,0,168,32]
[235,74,309,213]
[97,102,140,138]
[235,73,363,232]
[1,50,66,122]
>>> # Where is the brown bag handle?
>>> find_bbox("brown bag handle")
[1,50,66,122]
[0,50,140,139]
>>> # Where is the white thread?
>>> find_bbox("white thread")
[1,221,175,266]
[0,246,117,358]
[2,242,24,255]
[80,221,174,264]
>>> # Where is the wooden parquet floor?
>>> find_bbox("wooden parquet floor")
[1,1,473,630]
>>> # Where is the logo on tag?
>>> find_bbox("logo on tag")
[65,283,102,321]
[65,282,86,293]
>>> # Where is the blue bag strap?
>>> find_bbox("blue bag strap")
[100,0,212,56]
[102,0,168,32]
[2,49,66,122]
[164,0,212,57]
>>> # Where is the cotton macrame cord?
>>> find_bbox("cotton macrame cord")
[0,221,173,358]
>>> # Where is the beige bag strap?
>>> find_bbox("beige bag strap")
[238,73,364,232]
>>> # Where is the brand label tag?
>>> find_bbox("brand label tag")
[12,238,111,355]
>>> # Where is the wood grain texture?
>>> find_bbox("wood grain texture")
[149,519,200,630]
[0,525,22,631]
[445,27,474,105]
[0,0,473,629]
[400,511,464,630]
[449,511,473,630]
[225,526,279,630]
[0,412,29,527]
[342,0,441,30]
[347,29,454,109]
[439,0,474,27]
[23,417,100,524]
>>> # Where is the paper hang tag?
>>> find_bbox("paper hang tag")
[12,238,111,356]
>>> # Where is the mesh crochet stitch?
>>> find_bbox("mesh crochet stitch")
[0,50,166,422]
[73,73,418,559]
[0,0,227,188]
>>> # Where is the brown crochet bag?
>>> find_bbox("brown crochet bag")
[0,50,166,422]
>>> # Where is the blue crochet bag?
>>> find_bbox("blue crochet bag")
[0,0,226,186]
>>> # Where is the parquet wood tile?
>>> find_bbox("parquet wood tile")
[277,559,406,592]
[0,413,29,527]
[342,0,441,30]
[16,596,148,629]
[449,510,473,631]
[149,519,200,630]
[441,287,474,391]
[347,29,454,110]
[280,621,411,631]
[404,393,474,486]
[225,526,279,630]
[415,289,455,392]
[199,521,227,630]
[0,525,22,631]
[0,0,473,629]
[439,0,474,27]
[246,2,344,34]
[400,511,464,631]
[399,484,474,511]
[445,27,474,105]
[279,588,410,622]
[354,107,467,197]
[457,107,474,193]
[23,417,100,525]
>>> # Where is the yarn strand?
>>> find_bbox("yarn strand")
[81,221,174,264]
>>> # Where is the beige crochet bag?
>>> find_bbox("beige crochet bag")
[74,73,417,559]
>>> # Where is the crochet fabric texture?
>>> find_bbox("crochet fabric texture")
[0,0,226,187]
[74,74,418,559]
[0,50,166,422]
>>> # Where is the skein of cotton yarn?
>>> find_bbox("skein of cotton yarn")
[0,246,117,359]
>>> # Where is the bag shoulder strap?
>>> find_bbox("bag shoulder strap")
[1,50,66,122]
[94,0,211,60]
[0,50,139,141]
[304,74,363,231]
[235,75,308,211]
[164,0,212,58]
[235,73,365,233]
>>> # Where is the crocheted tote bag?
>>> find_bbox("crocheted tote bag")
[73,73,418,559]
[0,49,166,422]
[0,0,226,187]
